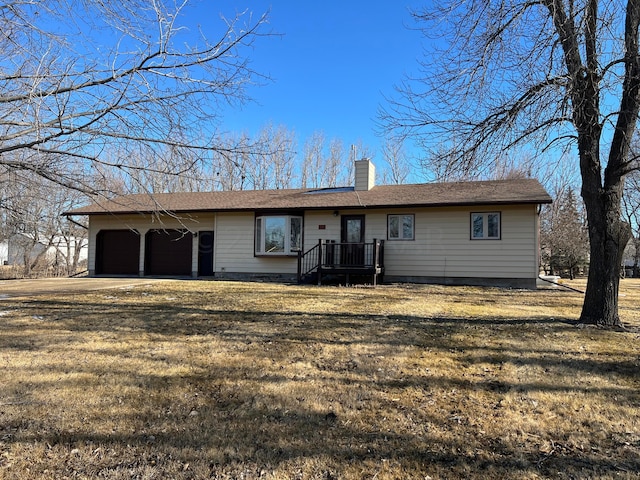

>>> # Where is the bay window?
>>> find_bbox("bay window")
[255,215,303,255]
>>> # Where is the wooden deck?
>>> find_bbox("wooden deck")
[297,239,385,286]
[316,265,385,286]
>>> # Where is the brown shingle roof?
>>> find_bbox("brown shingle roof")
[65,178,552,216]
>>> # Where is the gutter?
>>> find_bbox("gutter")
[66,217,89,230]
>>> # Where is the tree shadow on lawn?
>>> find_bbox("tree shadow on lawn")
[1,297,639,478]
[3,367,638,479]
[4,297,638,383]
[5,398,636,479]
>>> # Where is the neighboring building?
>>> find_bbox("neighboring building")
[4,233,88,268]
[6,233,48,266]
[0,240,7,266]
[65,159,552,288]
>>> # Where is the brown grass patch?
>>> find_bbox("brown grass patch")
[0,280,639,479]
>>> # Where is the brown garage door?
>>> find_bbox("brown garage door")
[95,229,140,275]
[145,229,193,276]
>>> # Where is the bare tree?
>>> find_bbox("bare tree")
[541,187,590,279]
[211,133,252,191]
[210,125,297,191]
[300,133,366,189]
[0,171,21,242]
[622,170,640,276]
[417,139,478,182]
[381,1,640,327]
[0,0,270,200]
[300,131,326,188]
[115,144,210,194]
[2,170,87,276]
[381,135,411,184]
[267,125,297,189]
[247,124,297,190]
[491,156,534,180]
[326,138,346,187]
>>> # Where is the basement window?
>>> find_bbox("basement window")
[255,215,303,255]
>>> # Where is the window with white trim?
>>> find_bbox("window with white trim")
[471,212,501,240]
[255,215,302,255]
[388,214,414,240]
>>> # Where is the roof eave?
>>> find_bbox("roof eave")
[64,197,552,216]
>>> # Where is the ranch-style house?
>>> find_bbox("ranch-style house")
[65,159,552,288]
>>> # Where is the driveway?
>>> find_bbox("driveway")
[0,277,173,299]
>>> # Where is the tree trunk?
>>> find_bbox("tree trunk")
[579,186,632,327]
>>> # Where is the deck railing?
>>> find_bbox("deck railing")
[297,241,322,281]
[297,239,385,284]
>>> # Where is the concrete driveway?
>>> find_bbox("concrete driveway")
[0,277,172,299]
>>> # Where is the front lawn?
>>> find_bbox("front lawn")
[0,280,639,479]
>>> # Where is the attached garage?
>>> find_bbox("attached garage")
[145,229,193,276]
[95,229,140,275]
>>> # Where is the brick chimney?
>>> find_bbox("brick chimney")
[354,158,375,191]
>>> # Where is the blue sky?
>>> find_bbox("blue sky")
[201,1,426,162]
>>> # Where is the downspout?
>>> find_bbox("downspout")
[536,203,542,282]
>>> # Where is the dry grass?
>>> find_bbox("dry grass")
[0,279,639,479]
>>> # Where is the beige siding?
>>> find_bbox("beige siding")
[379,205,538,279]
[88,204,540,281]
[214,213,297,275]
[303,210,389,247]
[305,205,538,280]
[302,212,342,249]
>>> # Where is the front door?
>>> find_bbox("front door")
[341,215,365,266]
[198,231,214,276]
